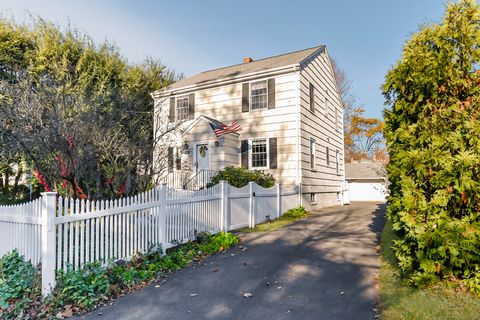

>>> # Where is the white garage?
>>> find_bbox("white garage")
[345,162,388,202]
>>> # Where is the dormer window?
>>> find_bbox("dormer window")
[250,80,268,110]
[176,96,189,121]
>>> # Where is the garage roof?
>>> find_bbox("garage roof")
[345,162,386,180]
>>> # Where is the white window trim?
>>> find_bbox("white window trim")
[310,138,316,171]
[248,138,269,170]
[175,95,189,121]
[309,82,315,113]
[249,79,268,111]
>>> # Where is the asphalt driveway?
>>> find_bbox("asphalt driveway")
[77,202,386,320]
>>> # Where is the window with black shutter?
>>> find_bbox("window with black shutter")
[242,78,275,112]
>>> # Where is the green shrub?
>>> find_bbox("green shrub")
[383,0,480,290]
[1,232,239,317]
[56,262,111,309]
[0,250,38,310]
[198,232,239,255]
[208,166,275,188]
[283,206,309,220]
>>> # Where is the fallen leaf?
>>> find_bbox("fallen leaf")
[243,292,253,298]
[190,293,198,297]
[61,306,73,318]
[340,291,345,296]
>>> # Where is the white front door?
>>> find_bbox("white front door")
[195,144,210,187]
[195,143,210,172]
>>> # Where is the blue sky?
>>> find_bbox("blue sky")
[0,0,446,118]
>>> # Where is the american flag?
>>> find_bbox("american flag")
[209,120,243,137]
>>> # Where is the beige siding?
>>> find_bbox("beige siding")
[299,50,345,201]
[155,72,299,186]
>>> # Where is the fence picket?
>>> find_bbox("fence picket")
[0,181,300,297]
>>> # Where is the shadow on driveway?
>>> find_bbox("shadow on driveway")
[77,202,386,320]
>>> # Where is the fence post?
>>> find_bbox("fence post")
[249,182,255,228]
[276,183,281,219]
[220,181,228,232]
[158,184,167,248]
[41,191,57,297]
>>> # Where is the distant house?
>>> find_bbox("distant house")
[345,162,388,202]
[152,46,345,210]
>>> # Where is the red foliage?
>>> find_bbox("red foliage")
[33,170,51,192]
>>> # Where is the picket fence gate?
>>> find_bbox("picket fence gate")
[0,181,299,296]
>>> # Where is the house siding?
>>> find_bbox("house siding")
[153,48,345,209]
[155,72,300,186]
[299,50,345,209]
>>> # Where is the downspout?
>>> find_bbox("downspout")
[294,65,303,206]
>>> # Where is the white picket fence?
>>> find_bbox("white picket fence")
[0,181,299,296]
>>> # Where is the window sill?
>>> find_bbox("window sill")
[250,167,269,170]
[249,107,268,112]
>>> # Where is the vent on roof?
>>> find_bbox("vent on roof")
[243,57,254,63]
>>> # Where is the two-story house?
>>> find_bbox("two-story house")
[152,46,345,210]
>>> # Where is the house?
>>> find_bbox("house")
[152,46,345,210]
[345,161,388,202]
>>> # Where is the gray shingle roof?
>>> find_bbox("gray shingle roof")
[345,162,386,180]
[163,45,325,91]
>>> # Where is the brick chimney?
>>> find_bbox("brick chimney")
[243,57,254,63]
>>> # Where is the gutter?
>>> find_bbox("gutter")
[294,65,302,206]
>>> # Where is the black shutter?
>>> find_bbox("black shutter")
[169,97,175,122]
[188,93,195,119]
[269,138,277,169]
[268,78,275,109]
[176,157,181,171]
[309,82,315,113]
[242,83,249,112]
[241,140,249,168]
[167,147,174,172]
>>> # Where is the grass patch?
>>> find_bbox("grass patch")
[380,220,480,320]
[239,206,309,233]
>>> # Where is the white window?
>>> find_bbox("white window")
[250,80,268,110]
[310,193,317,204]
[310,138,316,171]
[176,96,189,121]
[250,139,268,169]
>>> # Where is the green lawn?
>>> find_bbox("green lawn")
[380,220,480,320]
[239,206,309,233]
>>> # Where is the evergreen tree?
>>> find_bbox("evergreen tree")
[383,0,480,289]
